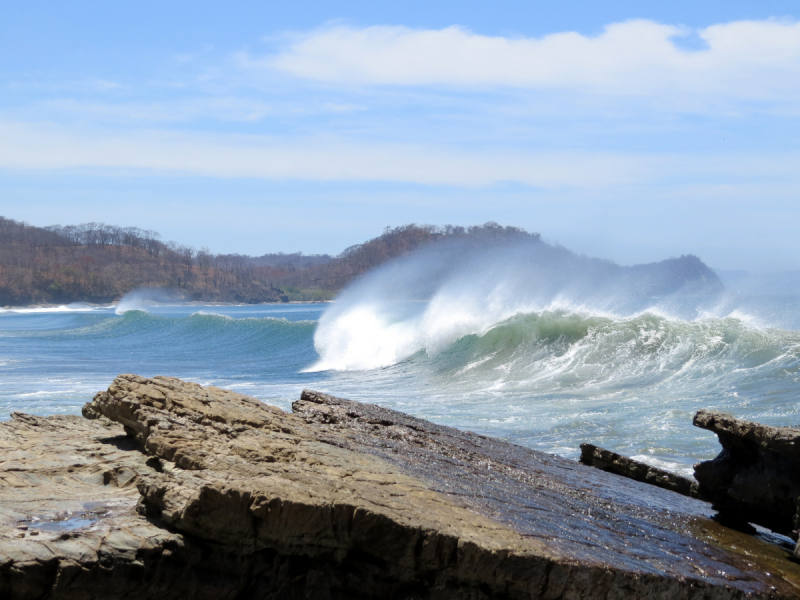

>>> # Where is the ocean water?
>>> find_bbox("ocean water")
[2,248,800,478]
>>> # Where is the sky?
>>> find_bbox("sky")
[1,1,799,271]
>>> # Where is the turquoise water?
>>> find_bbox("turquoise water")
[2,298,799,477]
[0,304,325,417]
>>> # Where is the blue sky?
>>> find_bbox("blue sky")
[1,1,799,270]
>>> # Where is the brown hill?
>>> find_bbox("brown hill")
[0,217,534,306]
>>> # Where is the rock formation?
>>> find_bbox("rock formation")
[579,443,699,498]
[2,375,800,598]
[693,410,800,543]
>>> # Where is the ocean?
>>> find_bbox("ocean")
[2,245,800,478]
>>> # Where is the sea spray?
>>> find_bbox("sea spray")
[115,287,181,314]
[296,239,800,474]
[311,237,724,371]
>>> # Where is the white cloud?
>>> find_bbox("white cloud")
[0,119,798,190]
[0,119,650,187]
[251,19,800,104]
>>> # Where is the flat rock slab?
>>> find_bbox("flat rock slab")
[2,375,800,599]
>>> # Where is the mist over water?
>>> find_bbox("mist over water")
[2,238,800,478]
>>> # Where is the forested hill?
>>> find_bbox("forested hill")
[0,217,536,305]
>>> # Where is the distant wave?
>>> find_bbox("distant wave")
[115,287,179,314]
[4,310,316,348]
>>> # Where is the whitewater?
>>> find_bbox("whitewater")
[2,240,799,479]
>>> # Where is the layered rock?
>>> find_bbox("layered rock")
[2,376,800,598]
[693,410,800,541]
[0,412,241,599]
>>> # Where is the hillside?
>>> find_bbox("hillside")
[0,216,721,307]
[0,218,535,306]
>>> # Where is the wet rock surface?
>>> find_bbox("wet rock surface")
[2,376,800,598]
[693,410,800,542]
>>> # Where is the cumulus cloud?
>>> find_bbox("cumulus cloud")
[251,19,800,104]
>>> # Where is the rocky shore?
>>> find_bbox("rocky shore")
[2,375,800,599]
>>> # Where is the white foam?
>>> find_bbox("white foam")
[13,390,80,398]
[114,288,178,314]
[630,454,695,479]
[0,304,108,314]
[307,304,422,371]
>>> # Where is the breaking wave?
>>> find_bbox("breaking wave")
[313,305,800,399]
[307,237,800,442]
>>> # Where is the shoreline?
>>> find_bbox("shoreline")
[3,375,800,598]
[0,299,333,311]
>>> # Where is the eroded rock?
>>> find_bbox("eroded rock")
[693,410,800,551]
